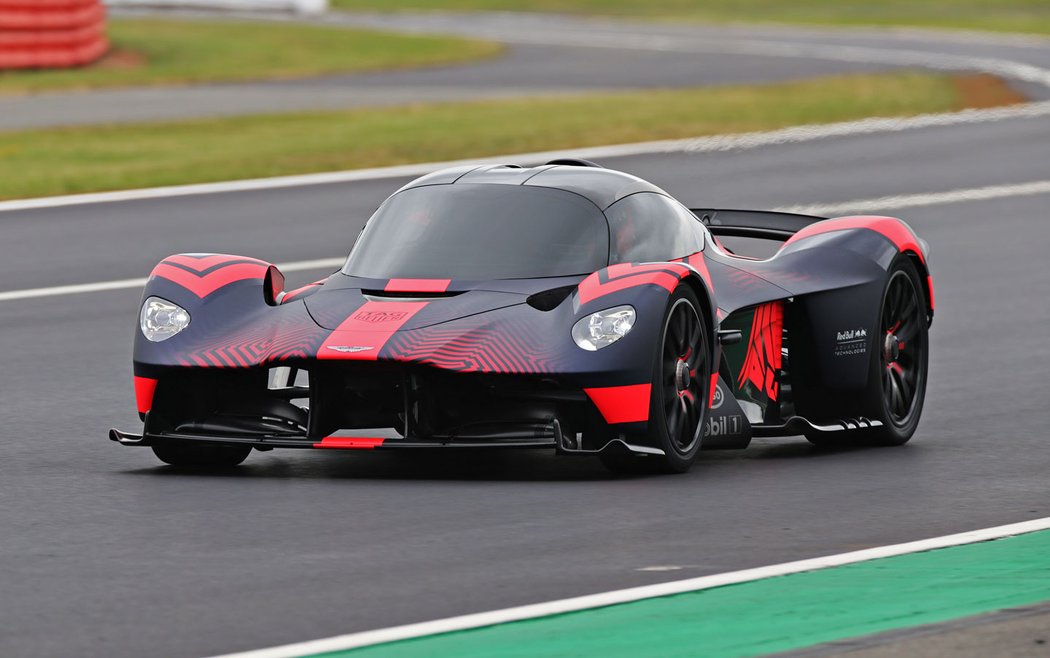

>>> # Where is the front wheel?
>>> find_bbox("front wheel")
[602,286,711,474]
[152,442,252,468]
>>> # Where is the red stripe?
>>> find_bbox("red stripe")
[709,372,719,406]
[606,263,678,277]
[385,278,451,293]
[221,346,248,368]
[577,271,682,305]
[134,376,157,414]
[784,216,926,264]
[576,263,690,306]
[687,252,714,291]
[584,383,651,424]
[785,217,934,314]
[313,437,386,449]
[318,301,427,360]
[152,261,268,298]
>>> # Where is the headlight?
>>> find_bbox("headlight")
[572,305,635,351]
[140,296,191,342]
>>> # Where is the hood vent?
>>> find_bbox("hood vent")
[362,289,463,301]
[526,285,576,312]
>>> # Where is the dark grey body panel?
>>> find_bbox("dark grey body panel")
[399,163,669,209]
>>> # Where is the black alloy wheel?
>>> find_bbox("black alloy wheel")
[806,254,929,448]
[601,286,710,474]
[661,296,708,456]
[880,269,926,429]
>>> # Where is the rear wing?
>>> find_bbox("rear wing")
[690,209,826,242]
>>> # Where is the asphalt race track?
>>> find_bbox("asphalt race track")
[0,38,891,131]
[1,15,1049,658]
[5,10,1050,131]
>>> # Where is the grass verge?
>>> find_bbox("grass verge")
[0,19,502,95]
[0,72,1025,200]
[331,0,1050,37]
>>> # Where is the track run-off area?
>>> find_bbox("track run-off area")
[1,13,1048,658]
[213,519,1050,657]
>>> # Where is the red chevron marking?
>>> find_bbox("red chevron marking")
[151,261,269,298]
[577,263,690,306]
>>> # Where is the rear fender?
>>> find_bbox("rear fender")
[776,217,934,421]
[782,215,933,321]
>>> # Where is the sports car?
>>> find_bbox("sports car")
[110,160,933,474]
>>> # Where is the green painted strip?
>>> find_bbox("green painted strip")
[315,530,1050,658]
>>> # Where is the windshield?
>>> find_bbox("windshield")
[342,184,609,280]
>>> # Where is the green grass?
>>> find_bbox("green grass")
[0,71,1024,200]
[324,530,1050,658]
[331,0,1050,36]
[0,18,502,94]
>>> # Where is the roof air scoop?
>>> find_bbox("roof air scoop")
[545,158,604,168]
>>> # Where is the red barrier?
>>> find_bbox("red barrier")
[0,0,108,70]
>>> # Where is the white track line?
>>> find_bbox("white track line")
[777,179,1050,216]
[1,101,1048,215]
[209,517,1050,658]
[669,101,1050,154]
[0,257,344,303]
[4,178,1049,304]
[296,13,1050,89]
[300,12,1050,84]
[457,29,1050,88]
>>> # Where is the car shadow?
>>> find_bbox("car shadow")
[119,438,880,482]
[123,449,612,482]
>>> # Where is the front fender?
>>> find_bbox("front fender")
[573,260,718,335]
[570,259,721,431]
[132,254,313,375]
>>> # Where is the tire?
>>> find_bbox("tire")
[806,255,929,447]
[601,286,712,474]
[152,441,252,468]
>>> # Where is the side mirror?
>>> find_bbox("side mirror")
[264,265,285,306]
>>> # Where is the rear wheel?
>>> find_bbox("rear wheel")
[601,286,710,474]
[806,255,929,447]
[152,442,252,468]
